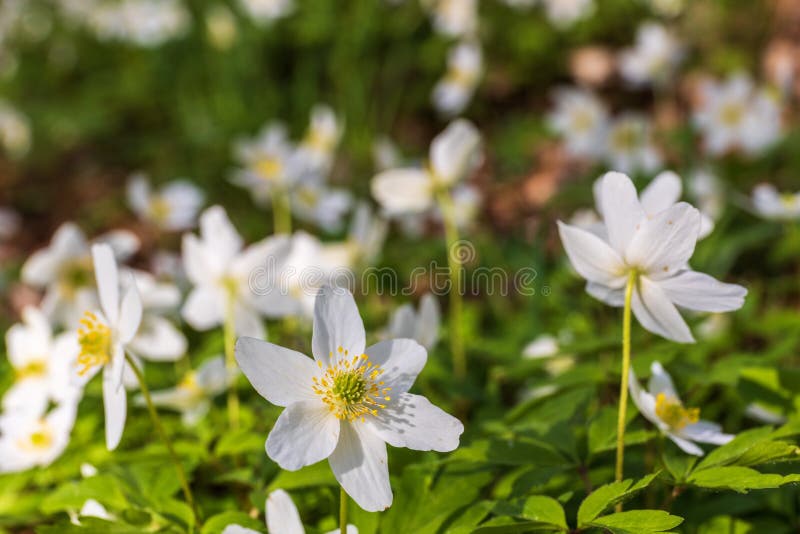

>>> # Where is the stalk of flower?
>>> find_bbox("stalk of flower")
[235,285,463,519]
[557,171,747,493]
[77,243,197,523]
[371,120,481,379]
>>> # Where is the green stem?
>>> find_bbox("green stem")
[125,352,199,526]
[224,296,240,430]
[615,271,637,511]
[339,486,348,534]
[272,186,292,235]
[435,187,466,380]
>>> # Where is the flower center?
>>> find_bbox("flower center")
[611,124,641,151]
[220,275,240,298]
[313,347,392,422]
[16,359,48,379]
[18,422,54,452]
[77,311,112,376]
[571,109,595,133]
[255,157,283,181]
[149,196,172,223]
[178,372,203,396]
[780,193,798,209]
[447,65,476,88]
[720,103,744,126]
[305,129,334,153]
[58,258,93,297]
[655,392,700,430]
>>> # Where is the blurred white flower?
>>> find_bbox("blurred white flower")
[265,489,358,534]
[125,270,187,362]
[3,306,81,418]
[646,0,684,17]
[298,105,343,174]
[75,244,142,450]
[70,499,115,525]
[425,0,478,38]
[604,114,662,175]
[522,334,559,359]
[542,0,594,28]
[558,172,746,343]
[694,74,783,156]
[548,88,609,159]
[689,169,724,228]
[751,183,800,221]
[386,293,440,350]
[290,183,352,233]
[432,41,482,116]
[21,222,139,327]
[0,207,20,240]
[0,100,30,157]
[235,286,463,512]
[371,119,481,216]
[127,173,204,232]
[206,5,238,50]
[372,136,402,172]
[83,0,190,47]
[630,362,733,456]
[181,206,294,339]
[139,356,232,425]
[317,203,388,270]
[744,403,786,425]
[238,0,294,24]
[0,403,77,473]
[619,23,683,87]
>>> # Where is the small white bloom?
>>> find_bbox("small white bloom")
[0,100,30,157]
[558,172,746,343]
[21,222,140,327]
[618,23,683,87]
[522,334,559,359]
[424,0,478,38]
[126,173,204,231]
[265,489,358,534]
[206,5,238,50]
[432,40,482,116]
[542,0,595,27]
[181,206,294,339]
[688,168,724,233]
[70,499,115,525]
[124,270,187,362]
[751,183,800,221]
[290,182,352,233]
[298,105,343,174]
[235,286,464,511]
[372,136,402,172]
[0,403,77,473]
[386,293,440,350]
[371,119,481,216]
[238,0,294,24]
[83,0,190,47]
[316,203,388,270]
[548,88,609,160]
[604,114,662,175]
[630,362,733,456]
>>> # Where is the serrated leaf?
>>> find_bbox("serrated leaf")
[520,496,567,529]
[687,466,800,493]
[588,510,683,533]
[577,473,658,526]
[694,428,774,471]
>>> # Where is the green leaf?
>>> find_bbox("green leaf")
[694,428,774,471]
[39,475,128,515]
[215,429,266,457]
[200,511,265,534]
[577,473,658,526]
[687,466,800,493]
[520,496,567,530]
[588,510,684,533]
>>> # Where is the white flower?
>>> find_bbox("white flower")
[238,0,294,24]
[445,183,482,230]
[604,114,662,175]
[751,183,800,221]
[694,74,783,156]
[235,286,464,511]
[125,270,187,362]
[372,136,402,172]
[0,100,30,157]
[3,306,81,417]
[21,222,140,327]
[0,403,77,473]
[542,0,594,27]
[548,88,609,159]
[425,0,478,38]
[316,203,388,270]
[371,119,481,216]
[206,5,238,50]
[139,356,232,425]
[290,182,352,232]
[386,293,440,350]
[75,243,143,450]
[432,41,482,116]
[265,489,358,534]
[0,207,20,240]
[83,0,190,47]
[689,169,724,228]
[522,334,559,359]
[126,173,204,231]
[618,23,683,87]
[181,206,294,338]
[558,172,746,343]
[298,105,343,174]
[630,362,733,456]
[70,499,115,525]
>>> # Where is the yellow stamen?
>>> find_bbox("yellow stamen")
[17,421,54,452]
[76,311,112,376]
[16,360,47,380]
[313,351,392,422]
[655,392,700,430]
[255,157,283,181]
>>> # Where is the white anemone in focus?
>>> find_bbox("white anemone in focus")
[751,184,800,221]
[21,222,139,327]
[139,356,233,425]
[371,119,481,216]
[386,293,440,350]
[548,87,609,160]
[618,22,683,87]
[75,244,143,450]
[604,114,662,175]
[558,172,746,343]
[181,206,294,339]
[432,40,482,116]
[630,362,733,456]
[126,173,204,231]
[0,403,77,473]
[235,286,464,511]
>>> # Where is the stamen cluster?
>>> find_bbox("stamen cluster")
[77,311,112,376]
[655,392,700,430]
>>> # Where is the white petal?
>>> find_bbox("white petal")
[429,119,481,185]
[199,206,243,265]
[103,364,127,451]
[265,490,305,534]
[182,287,225,331]
[658,270,747,312]
[312,286,366,366]
[182,233,216,284]
[557,221,627,287]
[370,168,434,215]
[647,361,678,398]
[328,422,392,512]
[365,339,427,395]
[368,393,463,452]
[667,433,704,456]
[92,244,120,324]
[266,401,340,471]
[680,421,734,445]
[234,304,265,339]
[97,230,140,260]
[640,170,682,215]
[235,337,318,407]
[117,280,143,344]
[628,368,660,427]
[585,282,625,307]
[387,305,415,339]
[222,527,260,534]
[129,316,187,361]
[625,203,701,278]
[416,294,441,349]
[632,276,694,343]
[22,223,87,286]
[599,172,645,255]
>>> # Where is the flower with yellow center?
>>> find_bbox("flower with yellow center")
[751,183,800,221]
[0,403,77,473]
[433,41,482,116]
[629,361,733,456]
[127,173,205,232]
[236,285,464,512]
